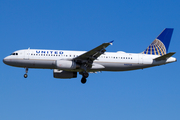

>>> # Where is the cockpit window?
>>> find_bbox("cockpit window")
[11,53,18,55]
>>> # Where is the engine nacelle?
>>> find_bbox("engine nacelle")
[53,69,77,79]
[56,60,78,70]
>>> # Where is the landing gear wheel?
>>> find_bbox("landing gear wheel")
[24,74,28,78]
[79,71,89,84]
[81,77,87,84]
[24,67,28,78]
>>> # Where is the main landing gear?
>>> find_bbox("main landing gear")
[80,72,89,84]
[24,67,28,78]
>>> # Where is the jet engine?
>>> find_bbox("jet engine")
[56,60,79,70]
[53,69,77,79]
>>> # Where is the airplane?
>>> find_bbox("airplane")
[3,28,177,84]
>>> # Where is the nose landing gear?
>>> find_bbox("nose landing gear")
[24,67,28,78]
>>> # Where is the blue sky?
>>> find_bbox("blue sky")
[0,0,180,120]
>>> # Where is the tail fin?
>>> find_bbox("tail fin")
[142,28,174,55]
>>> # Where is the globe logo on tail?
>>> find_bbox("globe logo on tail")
[142,39,166,55]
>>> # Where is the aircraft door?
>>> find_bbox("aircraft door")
[24,49,29,60]
[138,54,143,64]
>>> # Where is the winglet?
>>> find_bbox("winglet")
[109,40,114,45]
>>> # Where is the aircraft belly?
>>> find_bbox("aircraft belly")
[28,59,56,69]
[96,62,155,71]
[6,59,56,69]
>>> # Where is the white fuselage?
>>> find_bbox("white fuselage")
[3,49,176,72]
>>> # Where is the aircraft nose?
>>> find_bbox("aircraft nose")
[3,57,10,65]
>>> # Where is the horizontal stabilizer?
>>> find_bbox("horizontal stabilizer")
[154,52,176,61]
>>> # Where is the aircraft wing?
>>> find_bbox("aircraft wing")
[73,41,113,67]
